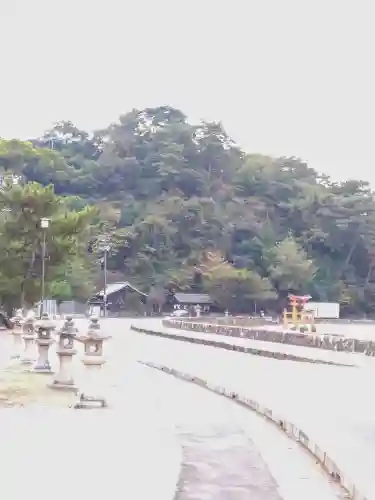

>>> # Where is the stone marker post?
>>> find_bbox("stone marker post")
[195,304,201,318]
[20,314,36,365]
[33,313,55,373]
[75,316,111,409]
[49,315,78,391]
[10,311,24,360]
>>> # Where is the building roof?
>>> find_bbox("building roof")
[174,293,213,304]
[97,282,147,297]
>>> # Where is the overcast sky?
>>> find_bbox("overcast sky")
[1,0,374,183]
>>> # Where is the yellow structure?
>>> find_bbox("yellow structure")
[282,294,316,332]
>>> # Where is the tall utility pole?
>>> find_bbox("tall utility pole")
[103,246,108,317]
[40,218,50,318]
[97,234,111,317]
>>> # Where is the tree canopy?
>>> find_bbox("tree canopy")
[0,179,97,311]
[1,105,375,314]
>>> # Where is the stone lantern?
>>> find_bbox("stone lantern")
[49,315,78,391]
[74,316,111,409]
[10,310,24,360]
[20,315,36,365]
[33,313,55,373]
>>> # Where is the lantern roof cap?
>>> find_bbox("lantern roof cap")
[77,331,111,342]
[37,315,55,329]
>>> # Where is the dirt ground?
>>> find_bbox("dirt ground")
[0,368,76,407]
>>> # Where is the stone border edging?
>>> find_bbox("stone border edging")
[164,318,375,356]
[130,326,353,367]
[140,360,367,500]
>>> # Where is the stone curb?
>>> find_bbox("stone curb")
[164,318,375,356]
[130,326,353,367]
[140,360,368,500]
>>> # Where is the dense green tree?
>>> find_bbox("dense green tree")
[266,236,317,295]
[0,182,97,312]
[1,105,375,314]
[204,265,276,313]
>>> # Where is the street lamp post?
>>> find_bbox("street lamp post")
[40,218,50,318]
[102,245,110,317]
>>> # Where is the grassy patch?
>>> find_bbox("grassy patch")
[0,369,76,407]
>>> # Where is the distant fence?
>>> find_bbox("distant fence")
[35,300,87,318]
[58,301,87,316]
[36,300,58,318]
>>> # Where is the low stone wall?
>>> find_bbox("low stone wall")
[192,315,375,326]
[141,360,368,500]
[130,325,353,367]
[164,319,375,356]
[189,316,278,327]
[315,318,375,324]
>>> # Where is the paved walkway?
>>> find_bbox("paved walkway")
[0,330,181,500]
[1,317,350,500]
[0,408,179,500]
[145,362,346,500]
[71,319,347,500]
[123,318,375,500]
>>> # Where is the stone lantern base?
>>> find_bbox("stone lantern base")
[74,393,108,409]
[33,363,52,373]
[33,340,54,373]
[48,350,78,392]
[20,335,36,365]
[74,358,108,409]
[10,330,23,360]
[49,380,78,392]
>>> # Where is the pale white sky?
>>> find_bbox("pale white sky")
[1,0,374,183]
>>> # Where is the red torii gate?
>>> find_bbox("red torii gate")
[283,294,314,330]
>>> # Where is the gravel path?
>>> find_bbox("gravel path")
[176,427,281,500]
[157,369,282,500]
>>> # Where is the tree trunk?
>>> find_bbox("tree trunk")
[20,287,25,309]
[340,236,360,280]
[365,262,374,288]
[344,236,359,269]
[20,248,37,308]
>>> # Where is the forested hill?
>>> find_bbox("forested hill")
[1,105,375,313]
